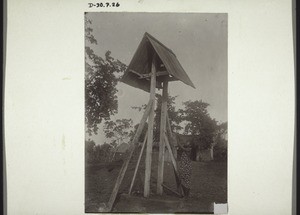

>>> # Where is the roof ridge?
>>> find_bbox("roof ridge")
[144,32,176,56]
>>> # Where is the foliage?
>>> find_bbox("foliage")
[85,139,97,163]
[217,122,227,135]
[212,122,227,161]
[129,122,148,143]
[214,143,227,161]
[214,121,227,145]
[103,118,133,161]
[85,139,96,162]
[131,97,221,150]
[178,100,218,150]
[85,139,115,163]
[85,14,127,135]
[103,118,133,145]
[97,143,113,162]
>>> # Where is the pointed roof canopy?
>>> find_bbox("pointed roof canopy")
[120,32,195,92]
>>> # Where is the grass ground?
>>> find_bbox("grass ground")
[85,151,227,213]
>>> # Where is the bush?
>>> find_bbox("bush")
[214,146,227,162]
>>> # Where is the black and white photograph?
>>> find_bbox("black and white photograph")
[5,0,295,214]
[85,12,228,213]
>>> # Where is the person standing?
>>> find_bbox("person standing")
[177,139,192,197]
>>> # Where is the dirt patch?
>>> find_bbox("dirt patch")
[113,194,214,213]
[85,150,227,213]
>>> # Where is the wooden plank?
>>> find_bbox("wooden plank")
[129,69,143,78]
[166,107,184,195]
[128,132,148,195]
[162,183,182,197]
[144,54,156,197]
[138,71,169,79]
[164,133,178,172]
[106,99,153,211]
[157,80,168,194]
[166,112,173,137]
[129,69,168,79]
[166,113,177,159]
[164,133,185,196]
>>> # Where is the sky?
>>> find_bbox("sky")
[86,12,227,144]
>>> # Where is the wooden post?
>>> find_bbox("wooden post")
[144,54,156,197]
[166,115,181,191]
[157,80,168,194]
[166,112,172,137]
[166,113,177,159]
[106,99,153,211]
[128,132,148,195]
[164,133,185,196]
[164,133,178,172]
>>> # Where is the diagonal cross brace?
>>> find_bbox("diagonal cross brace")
[106,99,153,212]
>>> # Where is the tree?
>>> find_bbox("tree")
[129,122,148,143]
[85,13,127,135]
[217,121,227,135]
[85,139,114,163]
[103,118,133,161]
[85,139,96,162]
[96,143,113,162]
[179,100,218,149]
[214,122,228,147]
[213,122,228,161]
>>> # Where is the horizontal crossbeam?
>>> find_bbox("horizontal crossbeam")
[129,69,169,79]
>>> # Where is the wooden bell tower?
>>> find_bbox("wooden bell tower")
[105,32,195,211]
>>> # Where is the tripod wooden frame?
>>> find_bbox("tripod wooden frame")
[106,55,182,212]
